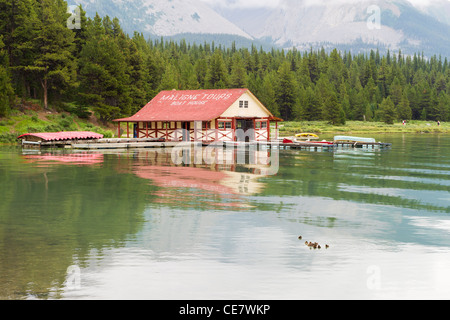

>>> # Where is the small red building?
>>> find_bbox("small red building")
[114,88,282,142]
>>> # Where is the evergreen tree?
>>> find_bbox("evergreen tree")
[435,92,449,122]
[0,0,40,98]
[230,53,248,88]
[32,0,78,109]
[302,86,321,121]
[276,61,298,121]
[259,71,279,118]
[126,36,149,113]
[158,63,179,91]
[78,14,130,122]
[323,91,346,125]
[397,91,412,120]
[389,76,403,107]
[205,49,228,89]
[379,97,397,124]
[179,55,199,90]
[0,36,14,116]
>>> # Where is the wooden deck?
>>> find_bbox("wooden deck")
[21,137,392,151]
[73,138,202,150]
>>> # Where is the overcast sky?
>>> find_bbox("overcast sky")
[200,0,449,9]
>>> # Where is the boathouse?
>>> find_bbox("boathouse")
[113,89,282,142]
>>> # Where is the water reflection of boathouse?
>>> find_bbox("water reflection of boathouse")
[118,148,271,209]
[130,148,268,192]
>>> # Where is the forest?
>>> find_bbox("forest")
[1,0,449,126]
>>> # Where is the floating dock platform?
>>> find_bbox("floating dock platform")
[18,132,392,151]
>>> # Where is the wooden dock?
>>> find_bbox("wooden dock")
[21,135,392,151]
[72,138,202,150]
[219,140,392,151]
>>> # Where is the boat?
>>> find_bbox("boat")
[307,141,334,145]
[334,136,376,143]
[295,133,319,140]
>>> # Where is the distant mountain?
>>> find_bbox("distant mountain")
[412,0,450,26]
[68,0,450,57]
[214,0,450,57]
[67,0,253,39]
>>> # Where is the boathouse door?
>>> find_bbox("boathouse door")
[182,122,191,141]
[236,119,255,142]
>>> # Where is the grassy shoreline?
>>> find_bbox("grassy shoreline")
[278,120,449,137]
[0,106,115,144]
[1,106,448,145]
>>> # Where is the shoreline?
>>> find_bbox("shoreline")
[1,118,448,146]
[278,121,449,136]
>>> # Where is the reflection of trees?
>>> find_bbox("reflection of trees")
[0,152,153,299]
[259,147,449,213]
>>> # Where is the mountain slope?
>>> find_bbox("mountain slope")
[215,0,450,56]
[68,0,252,39]
[412,0,450,26]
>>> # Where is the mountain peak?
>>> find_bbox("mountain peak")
[69,0,253,39]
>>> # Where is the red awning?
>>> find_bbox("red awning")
[17,131,104,141]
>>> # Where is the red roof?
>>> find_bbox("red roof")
[17,131,104,141]
[114,88,254,122]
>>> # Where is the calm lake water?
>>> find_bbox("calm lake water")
[0,134,449,300]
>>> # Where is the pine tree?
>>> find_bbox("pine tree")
[32,0,78,109]
[158,63,179,91]
[179,55,199,90]
[435,92,449,122]
[0,0,40,98]
[323,91,346,125]
[397,91,412,120]
[389,76,403,107]
[126,37,149,113]
[205,50,228,89]
[302,86,321,121]
[379,97,397,124]
[78,14,130,121]
[259,71,279,117]
[0,36,14,116]
[230,53,248,88]
[276,61,298,121]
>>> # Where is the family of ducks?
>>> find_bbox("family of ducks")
[298,236,329,250]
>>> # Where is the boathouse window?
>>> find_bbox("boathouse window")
[202,121,211,130]
[163,122,170,129]
[239,101,249,108]
[218,121,232,130]
[254,121,267,129]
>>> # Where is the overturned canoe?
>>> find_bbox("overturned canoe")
[295,133,319,140]
[334,136,376,143]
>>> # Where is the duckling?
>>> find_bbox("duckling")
[298,236,302,240]
[325,244,329,249]
[305,241,309,246]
